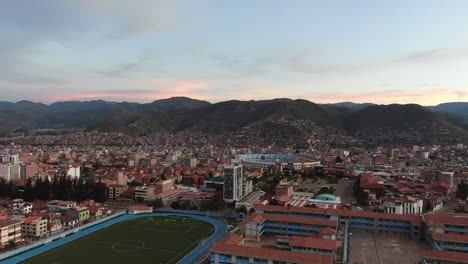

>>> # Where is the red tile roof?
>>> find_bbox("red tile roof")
[431,231,468,243]
[319,227,337,235]
[248,213,337,227]
[211,242,333,264]
[0,219,22,228]
[130,205,152,211]
[23,216,41,224]
[257,205,422,226]
[250,213,265,224]
[289,236,337,251]
[422,250,468,263]
[424,215,468,227]
[222,234,244,245]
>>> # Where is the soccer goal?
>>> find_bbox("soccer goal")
[165,219,177,224]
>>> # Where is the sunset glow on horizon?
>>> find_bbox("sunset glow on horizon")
[1,1,468,105]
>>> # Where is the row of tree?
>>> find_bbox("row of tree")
[0,176,107,203]
[456,180,468,200]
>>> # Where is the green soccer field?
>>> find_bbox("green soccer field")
[19,216,215,264]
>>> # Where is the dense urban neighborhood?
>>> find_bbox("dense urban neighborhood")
[0,128,466,263]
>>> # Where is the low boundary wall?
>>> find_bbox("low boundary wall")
[1,211,228,264]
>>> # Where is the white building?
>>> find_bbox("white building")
[22,216,48,241]
[67,165,80,178]
[0,220,23,247]
[383,196,423,215]
[223,164,243,203]
[0,162,12,181]
[1,155,20,164]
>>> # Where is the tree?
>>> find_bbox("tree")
[23,178,35,202]
[153,198,164,209]
[249,207,256,214]
[8,181,18,199]
[39,177,51,201]
[335,156,343,163]
[456,180,468,200]
[171,201,181,209]
[180,201,191,210]
[34,178,43,200]
[269,199,280,206]
[0,178,8,199]
[92,178,107,203]
[51,175,59,199]
[235,205,247,214]
[4,240,16,249]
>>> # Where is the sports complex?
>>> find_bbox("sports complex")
[239,153,320,171]
[1,211,229,264]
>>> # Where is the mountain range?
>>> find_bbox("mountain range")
[0,97,467,144]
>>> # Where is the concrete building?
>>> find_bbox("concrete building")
[0,162,12,181]
[67,164,80,178]
[22,216,48,241]
[210,234,333,264]
[134,186,155,200]
[20,163,38,180]
[67,206,90,224]
[246,213,337,241]
[0,220,23,247]
[438,171,454,189]
[107,184,127,199]
[223,164,243,203]
[255,205,422,240]
[382,196,424,215]
[116,171,128,185]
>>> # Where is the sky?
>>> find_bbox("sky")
[1,0,468,105]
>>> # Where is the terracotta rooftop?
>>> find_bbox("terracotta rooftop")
[23,216,41,224]
[0,219,22,228]
[248,213,337,227]
[422,250,468,263]
[257,204,422,226]
[211,241,333,264]
[130,205,152,211]
[289,236,337,251]
[319,227,337,235]
[424,215,468,227]
[431,231,468,243]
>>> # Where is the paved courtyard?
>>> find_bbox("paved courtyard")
[348,233,428,264]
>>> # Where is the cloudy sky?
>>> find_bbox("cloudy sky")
[1,0,468,105]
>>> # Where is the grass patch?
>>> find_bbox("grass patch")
[19,216,214,264]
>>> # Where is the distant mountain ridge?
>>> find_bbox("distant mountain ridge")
[0,97,466,144]
[328,102,376,111]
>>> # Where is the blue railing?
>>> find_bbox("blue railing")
[342,220,350,264]
[0,211,228,264]
[156,208,242,219]
[0,211,127,263]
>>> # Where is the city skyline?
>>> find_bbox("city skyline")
[1,1,468,105]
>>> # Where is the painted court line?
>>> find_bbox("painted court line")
[86,239,181,254]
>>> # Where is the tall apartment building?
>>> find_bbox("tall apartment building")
[0,162,12,181]
[223,164,243,203]
[20,163,38,180]
[22,216,48,241]
[116,171,128,185]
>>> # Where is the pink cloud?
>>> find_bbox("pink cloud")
[48,79,210,102]
[300,89,467,105]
